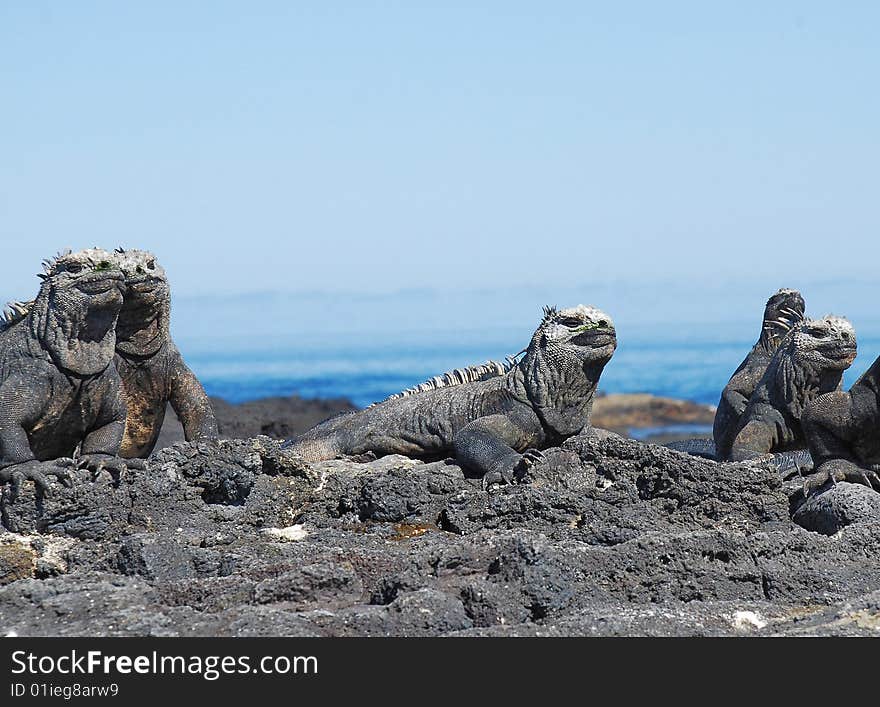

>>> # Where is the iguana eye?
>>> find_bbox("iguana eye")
[64,262,83,274]
[146,260,156,270]
[597,320,608,328]
[560,317,582,327]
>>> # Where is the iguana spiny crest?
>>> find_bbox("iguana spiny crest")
[379,357,519,404]
[759,288,806,350]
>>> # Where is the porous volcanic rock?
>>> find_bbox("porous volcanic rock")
[1,434,879,637]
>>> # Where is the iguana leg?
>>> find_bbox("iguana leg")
[729,420,776,459]
[801,389,880,495]
[713,388,749,458]
[78,393,142,482]
[0,374,72,494]
[170,355,219,443]
[802,391,861,466]
[452,408,545,486]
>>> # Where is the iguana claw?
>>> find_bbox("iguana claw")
[513,448,545,480]
[76,453,145,483]
[520,448,546,466]
[0,460,73,498]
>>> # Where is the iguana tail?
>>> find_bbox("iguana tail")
[764,449,814,477]
[664,438,814,475]
[664,438,717,459]
[281,411,356,461]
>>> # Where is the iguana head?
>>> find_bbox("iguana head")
[29,248,125,375]
[532,305,617,363]
[768,315,856,418]
[113,249,171,357]
[521,305,617,435]
[760,288,805,350]
[786,315,857,373]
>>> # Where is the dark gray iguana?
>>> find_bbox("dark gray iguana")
[667,315,856,474]
[112,249,218,458]
[283,305,617,485]
[800,355,880,495]
[713,288,805,459]
[0,249,135,492]
[726,315,856,460]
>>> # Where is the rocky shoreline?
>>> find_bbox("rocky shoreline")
[154,393,715,451]
[2,421,880,636]
[155,395,357,451]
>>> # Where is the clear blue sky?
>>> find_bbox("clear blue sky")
[2,1,878,299]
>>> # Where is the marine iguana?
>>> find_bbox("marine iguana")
[727,315,857,460]
[713,288,805,459]
[800,355,880,495]
[283,305,617,484]
[112,249,218,458]
[0,249,132,492]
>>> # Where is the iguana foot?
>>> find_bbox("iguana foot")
[0,460,73,498]
[481,449,546,489]
[482,468,515,490]
[76,453,146,484]
[803,460,880,497]
[514,448,545,480]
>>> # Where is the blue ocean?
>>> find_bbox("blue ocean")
[169,285,880,409]
[185,331,880,409]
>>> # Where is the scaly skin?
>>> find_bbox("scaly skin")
[0,249,132,493]
[113,249,218,458]
[713,288,805,459]
[283,305,616,484]
[727,316,856,460]
[800,355,880,495]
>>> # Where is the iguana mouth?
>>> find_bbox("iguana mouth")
[572,330,616,348]
[125,273,164,290]
[832,346,858,366]
[75,271,125,295]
